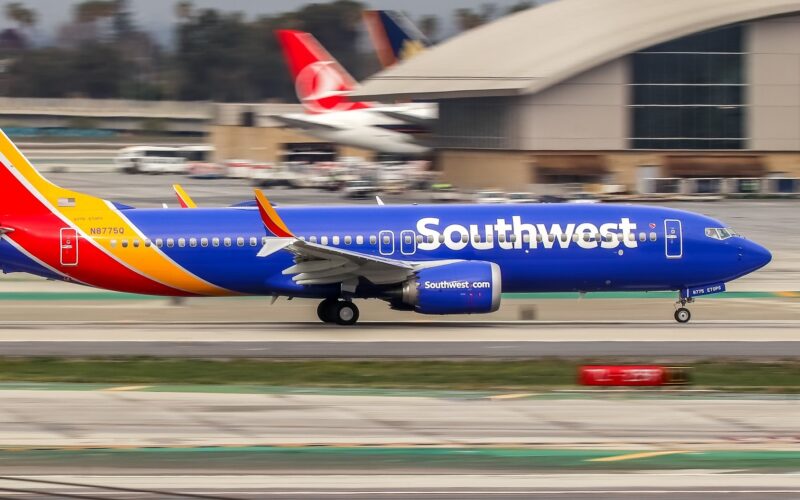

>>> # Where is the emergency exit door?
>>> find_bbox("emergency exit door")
[664,219,682,259]
[60,228,79,266]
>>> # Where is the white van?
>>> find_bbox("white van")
[115,146,186,174]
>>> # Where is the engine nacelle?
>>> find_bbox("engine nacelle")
[400,261,501,315]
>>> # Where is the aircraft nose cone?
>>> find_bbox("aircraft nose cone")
[743,241,772,271]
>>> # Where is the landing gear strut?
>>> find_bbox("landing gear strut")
[674,296,693,324]
[317,298,360,326]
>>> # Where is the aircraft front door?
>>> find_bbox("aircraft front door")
[60,228,79,266]
[379,230,394,255]
[664,219,682,259]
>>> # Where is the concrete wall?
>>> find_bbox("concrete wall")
[514,59,629,150]
[749,15,800,150]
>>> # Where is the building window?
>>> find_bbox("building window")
[630,24,746,150]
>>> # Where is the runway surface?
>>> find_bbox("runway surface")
[1,473,799,499]
[1,388,797,448]
[0,388,799,498]
[1,319,799,358]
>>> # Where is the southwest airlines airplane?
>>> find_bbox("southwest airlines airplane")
[0,131,770,325]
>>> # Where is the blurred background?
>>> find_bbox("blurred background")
[0,0,799,498]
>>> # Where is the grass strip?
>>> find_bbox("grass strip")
[0,358,798,391]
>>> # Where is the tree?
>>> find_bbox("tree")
[175,1,193,22]
[4,2,36,30]
[73,0,118,24]
[507,1,537,14]
[418,15,439,42]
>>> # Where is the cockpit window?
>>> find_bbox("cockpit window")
[705,228,738,240]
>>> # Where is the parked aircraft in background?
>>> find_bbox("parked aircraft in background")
[363,10,431,68]
[0,131,771,325]
[273,30,434,156]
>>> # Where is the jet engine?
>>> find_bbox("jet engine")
[397,261,501,315]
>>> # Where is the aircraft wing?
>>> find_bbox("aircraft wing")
[270,114,342,131]
[253,190,454,288]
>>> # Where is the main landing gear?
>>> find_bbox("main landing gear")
[317,298,360,326]
[674,296,694,324]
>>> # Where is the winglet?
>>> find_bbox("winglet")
[173,184,197,209]
[254,190,295,238]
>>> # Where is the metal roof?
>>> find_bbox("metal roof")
[352,0,800,101]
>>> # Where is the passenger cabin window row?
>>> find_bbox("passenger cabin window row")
[106,232,659,249]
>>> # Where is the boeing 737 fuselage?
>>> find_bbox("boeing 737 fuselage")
[0,132,771,325]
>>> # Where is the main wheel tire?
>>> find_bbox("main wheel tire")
[674,307,691,323]
[333,301,359,326]
[317,298,338,323]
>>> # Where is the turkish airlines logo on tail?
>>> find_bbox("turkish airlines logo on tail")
[295,61,361,113]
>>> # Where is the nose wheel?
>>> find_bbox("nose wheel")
[317,298,360,325]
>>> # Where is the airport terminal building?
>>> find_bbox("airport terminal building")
[353,0,800,194]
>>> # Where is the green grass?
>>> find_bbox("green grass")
[0,358,798,390]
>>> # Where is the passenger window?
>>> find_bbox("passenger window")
[345,236,352,245]
[473,234,481,243]
[144,239,151,248]
[356,235,364,245]
[461,234,468,243]
[605,234,613,243]
[156,238,163,248]
[649,232,657,242]
[560,234,568,243]
[110,239,117,248]
[416,235,423,244]
[249,237,257,247]
[639,232,646,242]
[438,235,445,243]
[121,240,129,248]
[582,233,591,242]
[548,234,555,243]
[133,239,140,248]
[321,236,328,245]
[332,236,340,245]
[224,237,231,247]
[201,238,209,248]
[309,236,317,243]
[370,235,377,245]
[212,238,220,247]
[499,234,506,243]
[404,235,412,244]
[236,237,244,247]
[382,235,390,244]
[536,234,543,243]
[189,238,197,248]
[628,233,635,242]
[167,238,175,248]
[523,234,531,243]
[510,234,517,243]
[428,235,434,244]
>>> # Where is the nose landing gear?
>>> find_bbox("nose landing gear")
[317,298,360,325]
[674,296,693,324]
